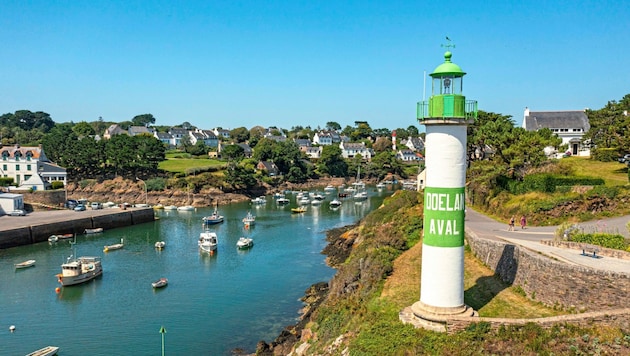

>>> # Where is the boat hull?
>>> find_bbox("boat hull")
[25,345,59,356]
[57,268,102,286]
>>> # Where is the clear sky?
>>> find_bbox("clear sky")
[1,0,628,132]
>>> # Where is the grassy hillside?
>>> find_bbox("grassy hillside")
[158,152,225,174]
[282,175,630,355]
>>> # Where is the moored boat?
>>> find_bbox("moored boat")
[198,231,218,253]
[49,233,73,241]
[104,238,124,252]
[177,205,195,212]
[291,206,307,213]
[251,196,266,204]
[242,211,256,226]
[152,278,168,288]
[163,205,177,210]
[324,185,336,192]
[329,198,342,207]
[276,197,290,205]
[236,237,254,249]
[84,227,104,234]
[15,259,36,269]
[155,241,166,249]
[57,241,103,286]
[25,345,59,356]
[202,203,224,225]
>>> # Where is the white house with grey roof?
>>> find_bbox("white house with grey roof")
[0,145,66,191]
[522,108,590,157]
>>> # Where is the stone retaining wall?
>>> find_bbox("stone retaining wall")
[466,230,630,311]
[0,208,156,249]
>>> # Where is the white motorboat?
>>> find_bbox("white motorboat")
[324,185,336,192]
[15,259,36,269]
[56,241,103,286]
[329,198,342,207]
[177,205,195,212]
[25,346,59,356]
[311,199,322,206]
[376,183,385,189]
[353,191,368,201]
[104,238,124,252]
[251,196,266,204]
[48,235,58,243]
[152,278,168,288]
[154,241,166,249]
[198,231,218,253]
[276,197,290,205]
[163,205,178,210]
[242,211,256,226]
[236,237,254,249]
[298,196,310,205]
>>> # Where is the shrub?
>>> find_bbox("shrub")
[51,181,64,190]
[571,232,628,250]
[146,178,166,191]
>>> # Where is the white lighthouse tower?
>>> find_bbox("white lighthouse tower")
[405,45,478,331]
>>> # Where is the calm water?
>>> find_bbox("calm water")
[0,188,393,355]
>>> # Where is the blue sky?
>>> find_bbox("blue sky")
[1,0,628,132]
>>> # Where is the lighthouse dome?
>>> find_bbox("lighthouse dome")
[430,51,466,77]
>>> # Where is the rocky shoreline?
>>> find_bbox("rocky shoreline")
[252,224,358,356]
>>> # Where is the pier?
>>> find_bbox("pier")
[0,207,155,249]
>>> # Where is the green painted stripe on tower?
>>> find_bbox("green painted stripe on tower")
[423,186,465,247]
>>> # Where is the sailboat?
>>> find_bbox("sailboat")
[178,185,195,211]
[352,164,368,201]
[202,202,224,225]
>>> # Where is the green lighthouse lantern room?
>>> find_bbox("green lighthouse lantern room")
[417,50,477,122]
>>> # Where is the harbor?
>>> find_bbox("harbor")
[0,189,391,355]
[0,207,155,249]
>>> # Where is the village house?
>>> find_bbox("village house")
[0,144,67,191]
[256,161,280,176]
[103,124,127,139]
[339,142,372,161]
[522,108,591,157]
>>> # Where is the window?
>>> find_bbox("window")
[27,164,31,171]
[16,164,20,171]
[2,164,6,171]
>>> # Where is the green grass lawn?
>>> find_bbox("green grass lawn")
[559,156,629,186]
[158,157,225,174]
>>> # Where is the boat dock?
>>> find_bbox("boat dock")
[0,207,155,249]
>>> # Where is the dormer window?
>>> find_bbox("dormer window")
[1,151,8,161]
[14,151,22,161]
[25,151,33,161]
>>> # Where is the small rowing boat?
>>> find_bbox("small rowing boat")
[104,239,124,252]
[25,345,59,356]
[84,227,104,234]
[152,278,168,288]
[15,260,36,269]
[155,241,166,249]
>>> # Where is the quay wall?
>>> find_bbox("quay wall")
[0,208,155,249]
[465,229,630,311]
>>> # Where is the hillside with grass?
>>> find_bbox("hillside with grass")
[257,158,630,355]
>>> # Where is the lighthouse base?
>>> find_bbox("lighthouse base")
[400,301,477,332]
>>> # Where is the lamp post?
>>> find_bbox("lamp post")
[159,326,166,356]
[136,177,147,206]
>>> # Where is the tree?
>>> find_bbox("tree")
[132,114,156,127]
[372,137,392,153]
[394,128,409,140]
[407,125,419,137]
[325,121,341,131]
[224,163,256,189]
[317,145,348,177]
[72,121,96,138]
[187,141,208,156]
[368,150,405,180]
[584,94,630,158]
[373,128,392,138]
[468,110,562,178]
[230,127,250,143]
[222,144,245,161]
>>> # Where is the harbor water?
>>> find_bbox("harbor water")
[0,188,392,355]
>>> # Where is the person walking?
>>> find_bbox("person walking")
[508,215,515,231]
[520,215,527,229]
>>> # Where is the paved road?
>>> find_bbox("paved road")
[465,208,630,274]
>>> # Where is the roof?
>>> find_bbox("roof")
[523,111,590,131]
[0,145,48,161]
[431,51,466,77]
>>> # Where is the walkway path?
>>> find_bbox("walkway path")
[465,208,630,274]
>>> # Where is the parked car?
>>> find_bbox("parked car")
[618,154,630,163]
[91,202,103,210]
[65,199,78,209]
[8,209,26,216]
[74,204,86,211]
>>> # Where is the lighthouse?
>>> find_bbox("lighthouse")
[405,45,478,331]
